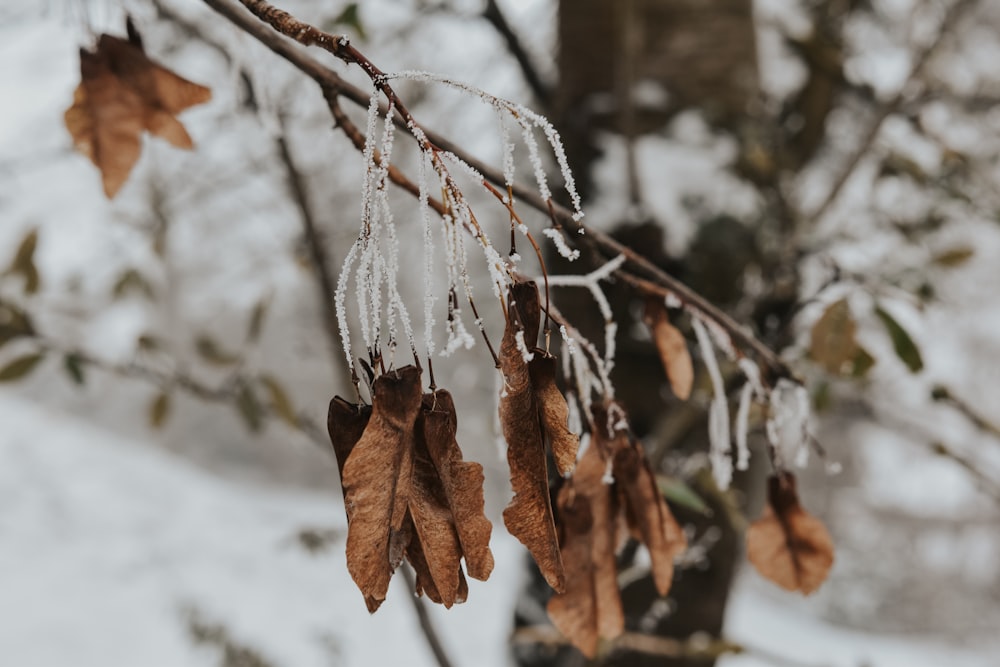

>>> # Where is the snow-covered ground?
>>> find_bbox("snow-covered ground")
[3,393,995,667]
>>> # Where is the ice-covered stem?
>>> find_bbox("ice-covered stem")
[201,0,795,387]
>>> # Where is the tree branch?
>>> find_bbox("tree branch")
[807,0,978,224]
[481,0,552,106]
[199,0,796,385]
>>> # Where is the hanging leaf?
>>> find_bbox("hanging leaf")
[0,353,45,382]
[112,268,156,300]
[420,389,494,582]
[547,424,625,656]
[528,352,580,476]
[5,229,41,295]
[341,365,422,612]
[235,384,262,433]
[64,353,86,385]
[149,391,171,429]
[874,305,923,373]
[932,246,974,268]
[613,434,687,596]
[746,473,834,595]
[643,298,693,400]
[809,298,859,375]
[259,374,297,427]
[327,396,372,477]
[195,335,241,366]
[64,20,211,198]
[498,281,565,593]
[547,488,600,658]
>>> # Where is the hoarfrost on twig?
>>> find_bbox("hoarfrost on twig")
[693,317,733,490]
[766,378,812,469]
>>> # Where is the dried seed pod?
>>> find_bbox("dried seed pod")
[747,473,834,595]
[342,365,423,612]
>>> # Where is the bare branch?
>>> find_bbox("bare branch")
[481,0,552,106]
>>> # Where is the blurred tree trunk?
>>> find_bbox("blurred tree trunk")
[513,2,762,666]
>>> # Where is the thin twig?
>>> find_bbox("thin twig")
[807,0,978,224]
[481,0,552,106]
[399,566,456,667]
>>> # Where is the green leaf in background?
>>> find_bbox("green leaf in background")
[195,335,241,366]
[0,352,45,382]
[875,305,924,373]
[149,391,171,429]
[112,268,156,300]
[63,353,86,385]
[236,384,263,433]
[0,301,35,349]
[5,228,41,295]
[851,345,876,378]
[137,333,161,352]
[328,3,366,41]
[932,246,974,268]
[656,474,712,516]
[259,374,297,428]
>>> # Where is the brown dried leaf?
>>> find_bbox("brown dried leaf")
[546,429,624,653]
[65,26,211,198]
[499,281,565,592]
[546,487,599,658]
[809,298,859,375]
[613,434,687,597]
[326,396,372,478]
[421,390,494,581]
[529,352,580,476]
[643,298,693,400]
[341,365,422,612]
[747,473,834,595]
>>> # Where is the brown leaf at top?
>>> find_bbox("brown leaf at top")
[65,23,211,198]
[546,486,599,658]
[746,473,834,595]
[421,389,495,581]
[529,352,580,477]
[643,298,693,400]
[341,365,422,612]
[499,280,565,592]
[613,430,687,597]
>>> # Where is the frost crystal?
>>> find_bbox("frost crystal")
[514,330,535,363]
[766,378,812,469]
[542,228,581,261]
[693,317,732,490]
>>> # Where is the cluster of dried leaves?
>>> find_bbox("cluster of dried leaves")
[65,20,211,198]
[327,366,494,611]
[324,280,835,657]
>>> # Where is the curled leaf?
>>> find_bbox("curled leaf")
[547,487,599,658]
[499,281,565,592]
[746,473,834,595]
[643,298,693,400]
[529,352,580,476]
[421,390,494,581]
[342,365,422,612]
[612,425,687,597]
